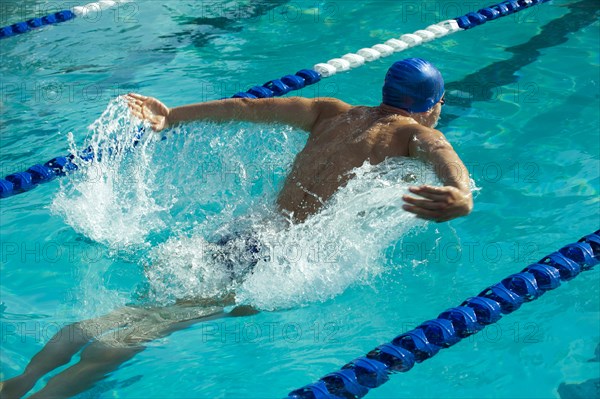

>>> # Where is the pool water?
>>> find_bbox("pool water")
[1,0,599,398]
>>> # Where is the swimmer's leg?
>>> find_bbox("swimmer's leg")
[26,342,145,399]
[24,305,256,399]
[0,322,95,399]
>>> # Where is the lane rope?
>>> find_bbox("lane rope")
[286,230,600,399]
[0,1,129,39]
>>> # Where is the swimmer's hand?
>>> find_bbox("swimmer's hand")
[402,185,473,222]
[126,93,170,132]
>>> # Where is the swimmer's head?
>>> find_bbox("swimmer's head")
[382,58,445,114]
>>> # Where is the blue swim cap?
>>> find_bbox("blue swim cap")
[382,58,444,113]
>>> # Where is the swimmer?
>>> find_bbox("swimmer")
[0,58,473,398]
[127,57,473,223]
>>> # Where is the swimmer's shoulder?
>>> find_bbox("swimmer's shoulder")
[308,98,356,129]
[385,119,444,150]
[395,124,452,157]
[313,97,354,115]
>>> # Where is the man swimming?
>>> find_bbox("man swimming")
[127,57,473,223]
[0,58,473,398]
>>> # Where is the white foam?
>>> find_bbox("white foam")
[236,157,439,310]
[52,98,167,251]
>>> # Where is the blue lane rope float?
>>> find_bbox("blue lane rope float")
[0,1,129,40]
[0,10,76,38]
[285,230,600,399]
[0,0,553,199]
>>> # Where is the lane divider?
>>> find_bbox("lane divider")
[0,1,129,39]
[311,20,460,78]
[286,230,600,399]
[0,0,552,199]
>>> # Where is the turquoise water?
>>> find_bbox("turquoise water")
[1,0,599,398]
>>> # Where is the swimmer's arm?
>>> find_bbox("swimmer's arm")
[170,97,318,131]
[127,94,348,132]
[404,126,473,222]
[171,97,349,132]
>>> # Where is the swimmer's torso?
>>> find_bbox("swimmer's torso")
[276,105,418,222]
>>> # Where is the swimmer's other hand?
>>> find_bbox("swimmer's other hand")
[402,185,473,223]
[125,93,170,132]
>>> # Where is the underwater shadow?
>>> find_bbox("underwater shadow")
[438,0,600,127]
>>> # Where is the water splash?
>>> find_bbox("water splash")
[236,158,438,310]
[51,98,169,251]
[52,98,442,311]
